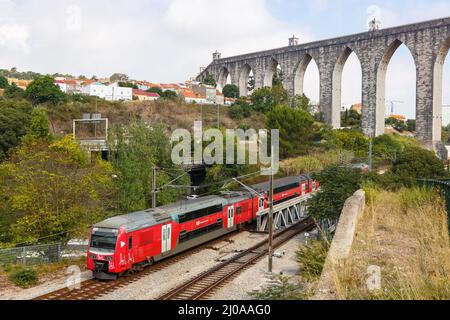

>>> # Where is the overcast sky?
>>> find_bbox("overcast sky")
[0,0,449,118]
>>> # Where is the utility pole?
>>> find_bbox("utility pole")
[217,104,220,129]
[369,139,373,172]
[268,171,274,273]
[152,167,157,208]
[268,145,275,274]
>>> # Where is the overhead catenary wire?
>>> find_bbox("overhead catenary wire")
[5,171,263,249]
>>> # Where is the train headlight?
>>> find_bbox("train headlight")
[106,256,113,262]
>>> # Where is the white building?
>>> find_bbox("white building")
[81,83,132,101]
[55,81,67,93]
[443,105,450,127]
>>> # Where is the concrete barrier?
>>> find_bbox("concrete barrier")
[313,189,366,300]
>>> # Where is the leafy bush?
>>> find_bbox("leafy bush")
[248,276,301,300]
[387,146,448,187]
[297,239,330,281]
[322,128,368,157]
[308,165,362,220]
[10,268,38,288]
[280,150,354,176]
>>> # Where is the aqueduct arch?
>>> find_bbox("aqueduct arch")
[199,17,450,149]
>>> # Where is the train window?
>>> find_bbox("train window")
[236,207,242,215]
[179,204,223,224]
[128,237,133,250]
[90,233,117,251]
[274,182,299,194]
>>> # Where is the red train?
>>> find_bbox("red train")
[87,175,319,280]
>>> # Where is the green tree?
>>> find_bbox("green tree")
[266,104,315,158]
[110,73,129,82]
[229,98,252,120]
[385,117,407,132]
[109,123,189,212]
[308,165,362,221]
[389,146,447,186]
[406,119,416,132]
[222,84,240,98]
[0,100,33,162]
[4,83,25,100]
[118,82,138,89]
[0,136,118,245]
[146,87,163,96]
[250,86,288,113]
[372,134,403,162]
[202,74,217,87]
[272,69,284,87]
[27,107,51,140]
[341,109,361,127]
[291,94,311,112]
[161,90,178,100]
[322,128,369,157]
[248,76,255,92]
[25,76,66,106]
[0,76,9,89]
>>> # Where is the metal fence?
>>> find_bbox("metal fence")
[418,179,450,233]
[0,241,87,267]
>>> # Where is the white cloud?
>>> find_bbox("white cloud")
[0,24,29,53]
[0,0,311,82]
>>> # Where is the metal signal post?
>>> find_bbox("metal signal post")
[268,169,274,273]
[152,167,157,208]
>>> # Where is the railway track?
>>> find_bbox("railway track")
[158,218,315,300]
[32,231,241,300]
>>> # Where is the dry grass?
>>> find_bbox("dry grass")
[280,150,354,176]
[0,257,86,290]
[334,187,450,300]
[49,100,266,135]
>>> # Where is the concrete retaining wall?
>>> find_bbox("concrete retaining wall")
[313,189,366,300]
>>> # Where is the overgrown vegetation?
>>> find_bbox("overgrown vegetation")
[308,165,362,221]
[334,187,450,300]
[297,239,330,282]
[109,122,190,211]
[248,276,302,300]
[9,268,39,288]
[0,136,118,245]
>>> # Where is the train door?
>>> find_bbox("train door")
[227,206,235,229]
[161,224,172,254]
[258,197,265,212]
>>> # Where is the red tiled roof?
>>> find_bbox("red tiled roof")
[133,89,160,98]
[181,90,205,99]
[161,83,180,89]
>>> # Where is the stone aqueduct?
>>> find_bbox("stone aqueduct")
[197,17,450,148]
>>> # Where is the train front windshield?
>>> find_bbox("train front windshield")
[90,233,117,253]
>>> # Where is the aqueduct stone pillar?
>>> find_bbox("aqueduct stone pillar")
[197,17,450,148]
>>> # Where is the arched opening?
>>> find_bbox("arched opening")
[377,40,416,137]
[299,56,320,112]
[248,69,255,95]
[239,64,254,97]
[263,58,281,87]
[217,67,231,92]
[332,47,362,128]
[434,37,450,142]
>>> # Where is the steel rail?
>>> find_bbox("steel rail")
[158,218,315,300]
[32,231,240,300]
